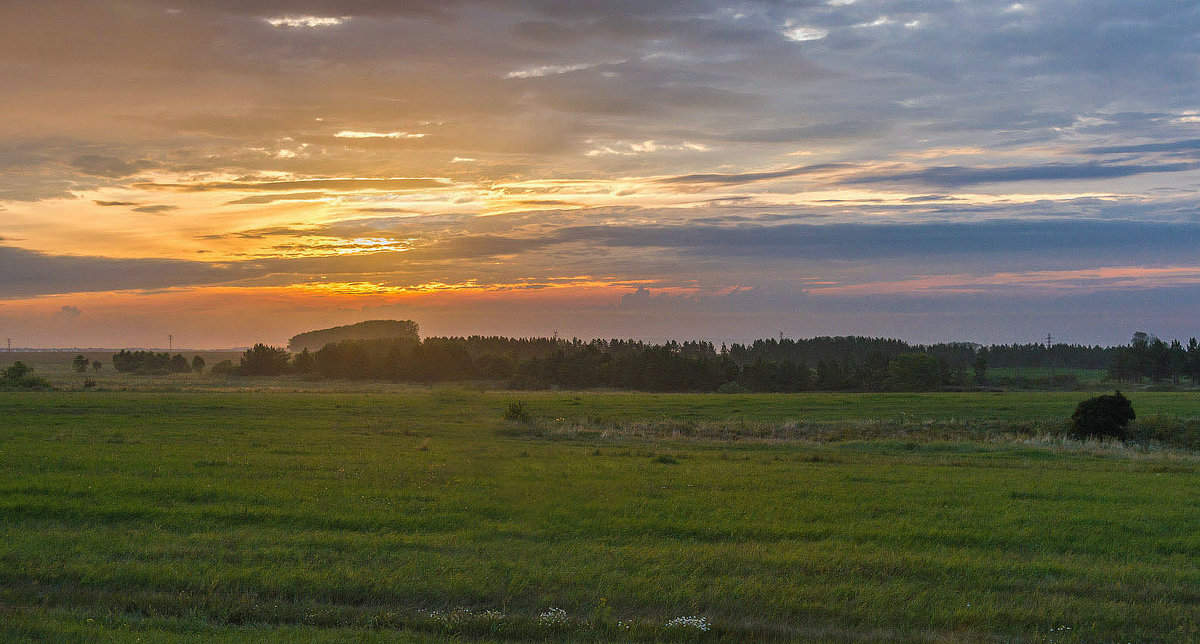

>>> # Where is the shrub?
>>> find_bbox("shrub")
[716,381,749,394]
[504,401,530,423]
[1,362,51,390]
[210,359,236,375]
[1070,391,1136,440]
[2,361,32,381]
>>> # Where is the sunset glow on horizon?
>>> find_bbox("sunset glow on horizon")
[4,1,1200,348]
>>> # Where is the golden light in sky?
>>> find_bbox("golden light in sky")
[4,1,1200,347]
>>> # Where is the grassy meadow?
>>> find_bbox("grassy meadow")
[3,389,1200,642]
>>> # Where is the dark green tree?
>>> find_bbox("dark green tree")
[3,361,32,381]
[885,353,942,391]
[170,354,191,373]
[292,348,314,374]
[72,354,89,373]
[972,354,988,386]
[191,355,206,373]
[239,344,291,376]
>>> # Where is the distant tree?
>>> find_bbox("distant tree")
[72,354,89,373]
[885,353,942,391]
[1070,391,1136,441]
[1,361,50,389]
[972,354,988,386]
[210,359,236,375]
[292,348,314,374]
[91,360,102,371]
[191,355,206,373]
[288,319,419,353]
[112,349,173,374]
[2,361,32,381]
[1147,337,1171,382]
[170,353,191,373]
[1188,338,1200,385]
[1130,332,1150,381]
[239,344,290,376]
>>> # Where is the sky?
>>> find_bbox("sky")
[3,0,1200,348]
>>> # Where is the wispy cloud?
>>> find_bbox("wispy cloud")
[334,130,426,139]
[138,178,450,192]
[841,162,1200,187]
[658,164,849,185]
[264,16,348,28]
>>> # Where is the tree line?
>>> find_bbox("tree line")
[111,350,205,375]
[1107,332,1200,384]
[274,336,977,392]
[145,331,1199,392]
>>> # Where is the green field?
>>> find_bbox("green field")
[3,390,1200,642]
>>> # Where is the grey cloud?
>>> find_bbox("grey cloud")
[659,163,849,185]
[1082,139,1200,154]
[724,121,882,144]
[70,155,157,178]
[132,204,179,214]
[618,284,807,314]
[0,174,84,202]
[53,305,83,320]
[94,200,141,207]
[226,192,328,205]
[841,161,1200,188]
[902,195,960,202]
[550,220,1200,264]
[140,178,450,192]
[0,246,247,298]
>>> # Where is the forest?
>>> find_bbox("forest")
[270,332,1198,392]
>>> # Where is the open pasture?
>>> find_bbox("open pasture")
[3,390,1200,642]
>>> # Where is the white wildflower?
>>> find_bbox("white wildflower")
[664,615,711,632]
[538,607,570,627]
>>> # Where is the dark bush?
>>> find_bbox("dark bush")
[239,343,291,376]
[1070,391,1136,440]
[1,362,51,390]
[504,401,530,423]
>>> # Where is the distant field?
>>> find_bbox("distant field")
[3,391,1200,642]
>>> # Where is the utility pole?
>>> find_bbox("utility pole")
[1046,333,1052,349]
[168,334,174,351]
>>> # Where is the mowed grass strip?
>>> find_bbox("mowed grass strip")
[2,391,1200,642]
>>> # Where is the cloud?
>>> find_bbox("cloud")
[658,163,849,185]
[93,200,141,207]
[70,155,156,178]
[550,220,1200,264]
[132,204,179,214]
[225,192,329,205]
[0,246,249,298]
[841,161,1200,187]
[505,63,596,79]
[138,178,451,192]
[723,121,881,144]
[618,285,807,313]
[333,130,426,139]
[264,16,349,28]
[1082,139,1200,154]
[53,305,83,320]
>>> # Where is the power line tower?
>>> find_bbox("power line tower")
[168,334,174,351]
[1045,333,1052,349]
